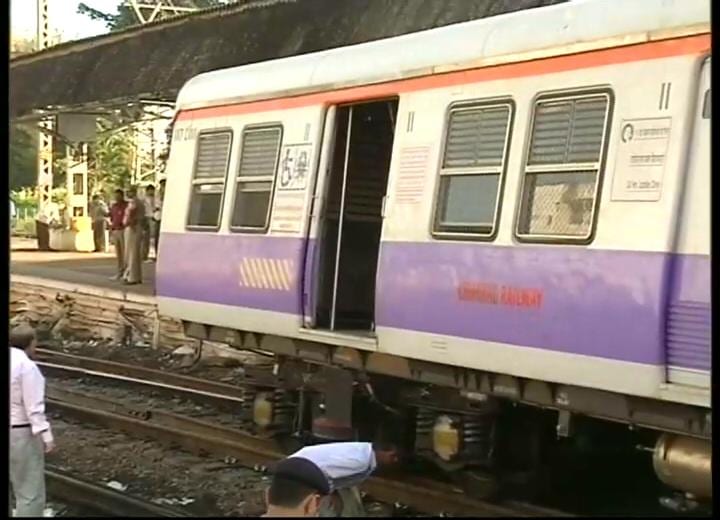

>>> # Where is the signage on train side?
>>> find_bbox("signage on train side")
[611,117,672,202]
[457,281,544,309]
[278,143,312,191]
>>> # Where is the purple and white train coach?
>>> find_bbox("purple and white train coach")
[157,0,711,501]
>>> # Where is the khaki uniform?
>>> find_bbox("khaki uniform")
[90,201,108,253]
[123,197,145,284]
[112,230,125,277]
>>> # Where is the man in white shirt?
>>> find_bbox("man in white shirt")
[264,442,397,517]
[10,198,16,232]
[10,324,54,517]
[90,194,109,253]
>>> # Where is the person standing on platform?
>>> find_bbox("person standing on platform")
[142,184,156,262]
[264,442,398,517]
[90,194,109,253]
[10,324,54,517]
[35,200,59,252]
[153,179,165,260]
[10,198,16,229]
[123,186,145,285]
[109,189,128,281]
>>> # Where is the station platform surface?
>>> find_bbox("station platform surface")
[10,237,155,297]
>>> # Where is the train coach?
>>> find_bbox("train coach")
[157,0,711,504]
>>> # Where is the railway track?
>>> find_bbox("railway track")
[37,348,247,403]
[43,350,571,517]
[46,465,191,517]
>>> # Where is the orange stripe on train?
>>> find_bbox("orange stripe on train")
[177,34,710,121]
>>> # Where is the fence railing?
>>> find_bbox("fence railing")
[11,206,37,237]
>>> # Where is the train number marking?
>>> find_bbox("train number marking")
[173,127,197,142]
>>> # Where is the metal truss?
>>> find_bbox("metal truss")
[125,1,200,24]
[36,0,53,213]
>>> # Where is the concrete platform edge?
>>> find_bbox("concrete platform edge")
[10,274,157,305]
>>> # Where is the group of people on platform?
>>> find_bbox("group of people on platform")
[10,320,398,517]
[89,180,164,286]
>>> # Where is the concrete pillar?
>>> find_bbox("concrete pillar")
[63,144,94,252]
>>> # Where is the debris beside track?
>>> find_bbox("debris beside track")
[47,417,269,517]
[10,278,263,375]
[47,414,400,517]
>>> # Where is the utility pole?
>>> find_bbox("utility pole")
[122,2,200,186]
[36,0,53,223]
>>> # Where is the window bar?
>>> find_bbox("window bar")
[330,107,354,331]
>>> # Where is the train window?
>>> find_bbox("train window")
[703,89,710,119]
[433,102,513,238]
[230,126,282,231]
[516,92,611,242]
[187,130,233,229]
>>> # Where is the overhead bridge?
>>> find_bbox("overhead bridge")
[9,0,564,120]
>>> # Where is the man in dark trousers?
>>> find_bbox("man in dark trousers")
[153,179,165,260]
[90,193,109,252]
[142,184,156,262]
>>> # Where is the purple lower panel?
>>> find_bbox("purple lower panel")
[156,232,306,314]
[666,254,711,371]
[376,242,689,366]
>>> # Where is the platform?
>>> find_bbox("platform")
[11,237,155,297]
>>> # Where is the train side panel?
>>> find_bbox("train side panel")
[157,105,326,339]
[664,57,711,388]
[158,37,710,407]
[376,44,710,404]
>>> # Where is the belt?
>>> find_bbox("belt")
[11,424,30,429]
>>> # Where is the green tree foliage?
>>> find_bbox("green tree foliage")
[89,126,136,195]
[77,1,232,31]
[9,125,37,192]
[9,122,137,203]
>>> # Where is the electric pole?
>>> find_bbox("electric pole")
[36,0,53,220]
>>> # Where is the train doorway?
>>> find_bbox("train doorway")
[312,98,398,332]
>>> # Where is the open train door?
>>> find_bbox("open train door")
[302,105,337,328]
[302,99,398,335]
[665,57,711,387]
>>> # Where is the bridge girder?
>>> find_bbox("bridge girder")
[10,0,564,121]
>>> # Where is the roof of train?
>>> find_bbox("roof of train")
[177,0,709,112]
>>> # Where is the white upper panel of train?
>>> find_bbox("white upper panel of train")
[177,0,709,111]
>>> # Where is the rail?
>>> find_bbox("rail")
[48,383,571,517]
[46,464,191,517]
[37,348,247,403]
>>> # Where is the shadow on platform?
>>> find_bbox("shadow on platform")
[10,239,155,296]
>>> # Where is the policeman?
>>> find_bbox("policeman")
[263,442,397,517]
